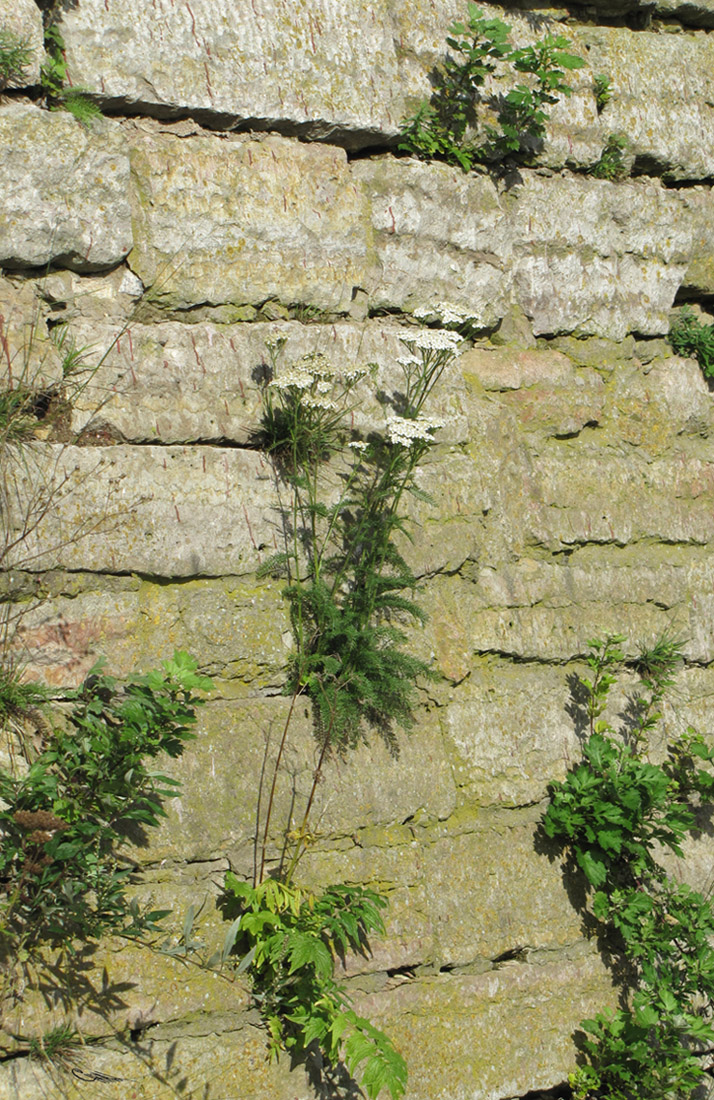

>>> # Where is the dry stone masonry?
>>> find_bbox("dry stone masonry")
[1,0,714,1096]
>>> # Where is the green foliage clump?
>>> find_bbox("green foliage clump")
[41,24,101,123]
[668,306,714,380]
[542,634,714,1099]
[399,2,584,171]
[223,874,407,1100]
[0,651,212,956]
[589,133,629,181]
[0,29,34,89]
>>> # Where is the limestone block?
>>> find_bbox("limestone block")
[460,345,606,437]
[10,575,288,690]
[654,0,714,24]
[500,173,691,339]
[0,1019,322,1100]
[524,451,714,552]
[356,159,691,338]
[442,661,583,808]
[3,443,279,577]
[0,952,616,1100]
[358,952,617,1100]
[4,434,489,579]
[421,813,585,965]
[0,0,43,87]
[0,277,64,391]
[426,553,695,670]
[577,26,714,181]
[353,157,509,323]
[58,0,405,145]
[67,319,470,445]
[135,697,456,868]
[0,105,132,271]
[56,0,594,159]
[681,186,714,295]
[127,128,373,313]
[607,355,714,448]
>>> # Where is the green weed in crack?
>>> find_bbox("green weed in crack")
[222,305,474,1099]
[542,634,714,1100]
[398,2,583,171]
[668,306,714,380]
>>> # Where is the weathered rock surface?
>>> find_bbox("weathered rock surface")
[67,320,469,445]
[0,105,132,272]
[3,0,714,1094]
[577,26,714,181]
[124,125,703,338]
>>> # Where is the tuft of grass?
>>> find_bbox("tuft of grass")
[0,666,49,724]
[28,1024,82,1068]
[0,30,34,90]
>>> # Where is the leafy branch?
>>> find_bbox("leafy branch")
[542,635,714,1099]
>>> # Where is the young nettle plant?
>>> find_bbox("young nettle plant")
[399,2,584,171]
[0,652,212,963]
[542,634,714,1100]
[223,305,470,1098]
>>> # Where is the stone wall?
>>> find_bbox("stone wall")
[1,0,714,1096]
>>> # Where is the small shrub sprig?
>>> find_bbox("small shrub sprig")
[399,2,584,171]
[542,634,714,1099]
[593,74,612,113]
[589,133,629,181]
[224,303,472,1098]
[668,306,714,380]
[0,651,212,959]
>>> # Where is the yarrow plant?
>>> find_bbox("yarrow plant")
[223,306,474,1098]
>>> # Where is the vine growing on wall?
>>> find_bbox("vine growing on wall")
[542,634,714,1099]
[399,2,584,172]
[219,305,473,1098]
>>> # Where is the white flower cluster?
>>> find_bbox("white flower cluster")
[347,440,369,451]
[270,367,313,391]
[411,329,461,352]
[397,354,420,368]
[437,302,470,326]
[414,302,478,327]
[386,414,445,447]
[270,351,336,392]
